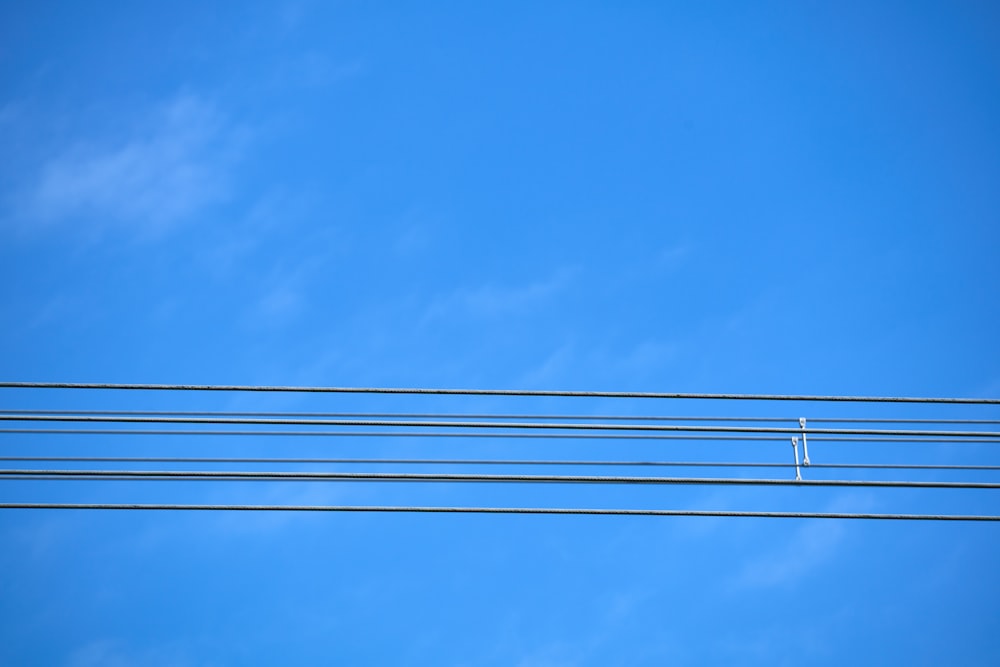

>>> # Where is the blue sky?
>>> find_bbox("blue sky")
[1,1,999,665]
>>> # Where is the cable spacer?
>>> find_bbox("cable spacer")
[799,417,811,466]
[791,436,802,481]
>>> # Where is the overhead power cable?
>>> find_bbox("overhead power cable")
[0,410,796,422]
[1,502,997,521]
[4,410,998,425]
[2,414,997,438]
[3,456,998,471]
[2,383,996,520]
[2,382,997,404]
[4,468,999,488]
[6,428,998,443]
[0,428,782,441]
[5,411,999,427]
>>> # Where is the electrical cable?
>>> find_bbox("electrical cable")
[2,429,998,444]
[1,456,999,471]
[3,384,997,520]
[3,468,999,488]
[0,502,996,520]
[1,414,997,438]
[0,410,797,422]
[4,410,996,425]
[0,429,795,441]
[2,382,997,404]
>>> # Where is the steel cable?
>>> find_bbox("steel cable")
[2,382,997,404]
[1,414,997,438]
[1,456,999,471]
[2,383,997,519]
[3,468,1000,488]
[4,410,997,425]
[0,503,996,520]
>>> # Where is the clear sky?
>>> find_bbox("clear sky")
[1,1,999,665]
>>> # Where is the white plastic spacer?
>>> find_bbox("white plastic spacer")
[799,417,811,466]
[791,436,802,481]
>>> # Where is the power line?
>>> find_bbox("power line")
[4,468,999,488]
[2,384,996,520]
[2,382,997,404]
[0,410,798,422]
[1,502,996,520]
[810,418,1000,424]
[0,429,798,441]
[2,414,997,438]
[3,429,998,444]
[4,410,997,425]
[2,456,999,471]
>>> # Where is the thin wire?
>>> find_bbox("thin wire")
[4,468,999,488]
[2,456,999,471]
[5,410,996,425]
[2,429,998,444]
[0,410,797,422]
[801,462,1000,470]
[0,429,789,441]
[2,414,997,438]
[2,382,997,404]
[0,456,792,466]
[0,502,996,520]
[809,418,1000,424]
[812,437,1000,443]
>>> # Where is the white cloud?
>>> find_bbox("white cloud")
[615,339,678,376]
[283,53,365,88]
[255,284,304,322]
[512,338,679,389]
[518,344,576,388]
[733,493,873,589]
[514,643,578,667]
[974,376,1000,399]
[421,269,576,324]
[0,101,22,125]
[66,639,197,667]
[736,520,846,589]
[244,253,331,328]
[656,242,692,270]
[204,481,367,537]
[28,94,239,234]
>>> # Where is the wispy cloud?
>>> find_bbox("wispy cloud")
[518,343,576,388]
[975,376,1000,399]
[513,641,579,667]
[243,252,332,329]
[254,284,304,323]
[736,520,846,589]
[514,337,679,390]
[655,242,692,270]
[614,339,678,376]
[66,639,197,667]
[733,493,873,589]
[27,94,241,234]
[279,53,366,89]
[0,101,22,126]
[421,269,576,324]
